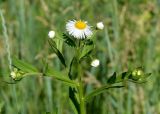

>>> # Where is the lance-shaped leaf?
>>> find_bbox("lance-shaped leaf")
[0,76,18,84]
[12,57,38,73]
[79,44,94,60]
[68,57,79,80]
[12,57,76,86]
[85,85,124,102]
[83,39,93,45]
[107,71,132,84]
[45,66,77,87]
[69,87,80,114]
[107,72,117,84]
[12,67,77,87]
[48,39,66,67]
[63,33,76,47]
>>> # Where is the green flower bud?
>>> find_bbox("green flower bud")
[132,70,137,77]
[137,70,143,76]
[131,68,144,81]
[10,68,25,81]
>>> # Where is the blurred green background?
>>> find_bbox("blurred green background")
[0,0,159,114]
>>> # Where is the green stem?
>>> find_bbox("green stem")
[77,40,86,114]
[79,81,85,114]
[77,65,86,114]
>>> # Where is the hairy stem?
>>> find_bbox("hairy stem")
[77,65,86,114]
[77,40,86,114]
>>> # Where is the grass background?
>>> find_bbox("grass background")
[0,0,159,114]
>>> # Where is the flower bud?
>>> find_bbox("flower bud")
[91,59,100,67]
[10,68,24,81]
[96,22,104,30]
[137,70,143,76]
[10,71,16,79]
[48,30,55,38]
[131,68,144,81]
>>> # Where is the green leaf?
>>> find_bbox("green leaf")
[12,57,38,73]
[68,57,79,80]
[0,76,17,84]
[79,44,94,60]
[107,71,133,84]
[45,112,51,114]
[12,57,77,86]
[144,73,152,78]
[69,87,80,113]
[45,66,77,87]
[69,99,78,114]
[63,33,76,47]
[85,85,124,102]
[110,71,132,84]
[84,39,93,45]
[48,39,66,67]
[45,66,66,77]
[79,39,94,60]
[107,72,116,84]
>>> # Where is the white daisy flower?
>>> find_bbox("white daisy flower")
[91,59,100,67]
[96,22,104,30]
[66,20,93,39]
[48,30,55,38]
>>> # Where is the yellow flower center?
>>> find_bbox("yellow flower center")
[75,21,87,29]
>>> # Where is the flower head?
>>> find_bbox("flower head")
[96,22,104,30]
[48,30,55,38]
[66,20,93,39]
[91,59,100,67]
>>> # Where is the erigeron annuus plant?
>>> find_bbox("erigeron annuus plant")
[11,20,151,114]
